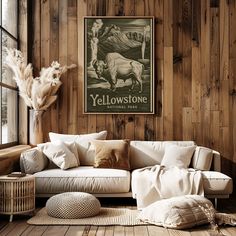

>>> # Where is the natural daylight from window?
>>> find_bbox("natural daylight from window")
[0,0,18,147]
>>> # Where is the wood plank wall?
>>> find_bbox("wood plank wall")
[29,0,236,180]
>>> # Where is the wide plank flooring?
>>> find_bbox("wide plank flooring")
[1,197,236,236]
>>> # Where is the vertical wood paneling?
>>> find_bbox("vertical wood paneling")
[173,0,183,140]
[200,0,211,147]
[182,0,192,108]
[77,0,87,134]
[154,0,164,140]
[29,0,236,183]
[229,0,236,168]
[182,107,192,140]
[58,0,68,134]
[68,0,79,134]
[49,0,59,133]
[163,0,173,140]
[163,47,173,140]
[40,0,50,141]
[210,7,219,111]
[219,0,230,128]
[191,46,201,123]
[219,0,230,160]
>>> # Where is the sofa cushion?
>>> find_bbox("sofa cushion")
[34,166,130,194]
[137,195,213,229]
[130,141,195,169]
[92,139,130,170]
[20,147,48,174]
[38,141,78,170]
[192,146,213,171]
[132,169,233,208]
[49,131,107,166]
[202,171,233,195]
[161,144,196,168]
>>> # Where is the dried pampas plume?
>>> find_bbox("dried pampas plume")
[4,48,76,111]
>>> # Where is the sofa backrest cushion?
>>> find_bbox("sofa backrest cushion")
[130,141,195,169]
[191,146,213,171]
[49,131,107,165]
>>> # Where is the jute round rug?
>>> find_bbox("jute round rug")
[27,207,147,226]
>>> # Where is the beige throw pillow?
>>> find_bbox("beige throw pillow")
[161,144,196,168]
[92,140,130,170]
[38,141,78,170]
[49,131,107,165]
[138,195,213,229]
[20,147,48,174]
[192,146,213,171]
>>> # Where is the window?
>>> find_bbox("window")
[0,0,18,148]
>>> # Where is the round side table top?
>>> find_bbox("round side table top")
[0,174,35,181]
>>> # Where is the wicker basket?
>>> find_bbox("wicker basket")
[0,175,35,221]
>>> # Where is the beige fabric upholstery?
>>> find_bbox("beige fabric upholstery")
[46,192,100,219]
[202,171,233,195]
[130,141,195,169]
[132,166,203,209]
[20,148,48,174]
[49,131,107,166]
[192,146,213,171]
[34,166,130,194]
[138,195,213,229]
[38,141,78,170]
[132,168,233,202]
[161,145,196,168]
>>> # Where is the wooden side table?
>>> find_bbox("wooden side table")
[0,174,35,222]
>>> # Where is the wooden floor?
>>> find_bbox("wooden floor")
[1,197,236,236]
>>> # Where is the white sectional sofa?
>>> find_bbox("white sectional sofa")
[21,140,233,206]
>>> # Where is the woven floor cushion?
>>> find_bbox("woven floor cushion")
[46,192,101,219]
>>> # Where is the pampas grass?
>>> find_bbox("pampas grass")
[4,48,76,111]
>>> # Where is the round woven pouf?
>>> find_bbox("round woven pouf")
[46,192,101,219]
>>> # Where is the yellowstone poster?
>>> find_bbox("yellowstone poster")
[84,17,154,114]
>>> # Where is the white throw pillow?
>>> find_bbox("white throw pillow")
[192,146,213,171]
[38,141,78,170]
[161,144,196,168]
[49,131,107,165]
[20,147,48,174]
[64,141,80,166]
[138,195,214,229]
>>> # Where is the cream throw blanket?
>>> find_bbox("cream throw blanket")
[134,165,204,209]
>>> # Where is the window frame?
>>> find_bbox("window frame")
[0,0,19,149]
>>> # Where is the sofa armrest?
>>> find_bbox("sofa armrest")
[212,150,221,172]
[0,145,31,175]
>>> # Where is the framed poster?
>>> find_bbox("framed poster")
[84,17,154,114]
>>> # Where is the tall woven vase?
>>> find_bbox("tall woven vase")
[29,109,44,146]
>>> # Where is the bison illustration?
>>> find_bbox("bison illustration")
[92,53,144,93]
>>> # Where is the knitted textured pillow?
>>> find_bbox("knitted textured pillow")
[46,192,101,219]
[138,195,213,229]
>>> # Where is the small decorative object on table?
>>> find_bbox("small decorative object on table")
[0,174,35,222]
[4,48,76,145]
[7,172,26,177]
